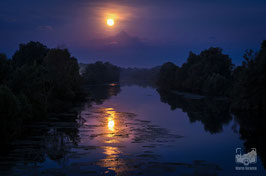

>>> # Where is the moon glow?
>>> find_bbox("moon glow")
[107,19,115,26]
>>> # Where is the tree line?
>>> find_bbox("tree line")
[157,40,266,112]
[0,42,86,143]
[120,66,160,88]
[81,61,120,85]
[0,41,122,144]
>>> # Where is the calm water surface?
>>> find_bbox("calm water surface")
[0,85,265,176]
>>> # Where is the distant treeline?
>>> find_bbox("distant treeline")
[157,40,266,112]
[120,66,160,87]
[0,42,84,143]
[81,61,120,85]
[79,62,160,87]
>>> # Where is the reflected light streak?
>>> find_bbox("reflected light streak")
[108,118,115,131]
[106,109,116,138]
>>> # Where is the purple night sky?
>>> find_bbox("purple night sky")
[1,0,266,67]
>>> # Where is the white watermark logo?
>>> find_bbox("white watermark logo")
[235,148,257,171]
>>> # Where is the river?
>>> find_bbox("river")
[0,85,265,176]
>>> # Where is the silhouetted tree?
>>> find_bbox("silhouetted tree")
[157,62,178,89]
[82,61,120,84]
[8,64,48,116]
[157,48,233,96]
[0,42,85,145]
[12,41,49,67]
[231,40,266,111]
[44,49,83,111]
[0,54,11,85]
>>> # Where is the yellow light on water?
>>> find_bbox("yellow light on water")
[108,118,115,131]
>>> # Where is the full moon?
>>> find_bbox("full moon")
[107,19,115,26]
